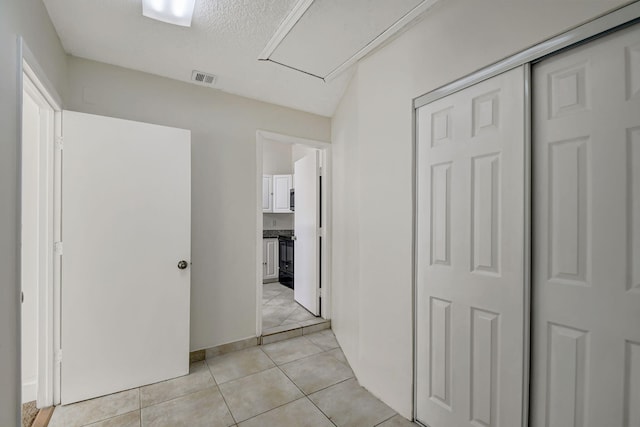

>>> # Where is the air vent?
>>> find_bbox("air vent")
[191,70,217,86]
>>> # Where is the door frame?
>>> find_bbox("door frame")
[19,39,63,408]
[412,2,640,425]
[255,130,331,337]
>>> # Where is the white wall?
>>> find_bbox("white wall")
[292,144,318,164]
[66,57,331,351]
[330,0,630,418]
[263,140,293,175]
[0,0,67,423]
[263,213,294,230]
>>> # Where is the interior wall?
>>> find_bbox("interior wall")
[330,72,361,377]
[66,57,331,351]
[330,0,630,418]
[263,213,294,230]
[263,140,293,175]
[0,0,67,424]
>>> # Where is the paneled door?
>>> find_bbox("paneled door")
[416,67,526,427]
[531,24,640,427]
[61,111,191,404]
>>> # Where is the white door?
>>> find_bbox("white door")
[294,152,320,315]
[263,238,279,281]
[416,67,526,427]
[263,175,273,212]
[273,174,292,213]
[531,25,640,427]
[61,111,191,405]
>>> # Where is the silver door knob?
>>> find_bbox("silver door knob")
[177,260,189,270]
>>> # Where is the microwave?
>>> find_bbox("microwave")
[289,189,295,212]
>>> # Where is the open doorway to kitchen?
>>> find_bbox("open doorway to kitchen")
[256,130,331,340]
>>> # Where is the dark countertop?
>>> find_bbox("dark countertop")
[263,229,294,238]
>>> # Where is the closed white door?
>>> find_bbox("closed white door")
[294,152,319,315]
[416,67,526,427]
[61,111,191,404]
[263,238,278,280]
[273,174,292,213]
[531,25,640,427]
[263,175,273,212]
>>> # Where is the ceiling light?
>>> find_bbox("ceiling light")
[142,0,196,27]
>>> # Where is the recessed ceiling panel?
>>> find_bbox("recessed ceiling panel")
[268,0,424,79]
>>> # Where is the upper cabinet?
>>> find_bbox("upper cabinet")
[263,174,292,213]
[262,175,273,212]
[273,175,293,213]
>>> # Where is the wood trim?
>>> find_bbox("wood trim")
[32,406,54,427]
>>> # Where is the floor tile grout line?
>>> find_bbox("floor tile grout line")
[275,345,343,370]
[206,351,276,386]
[374,413,398,426]
[78,409,141,427]
[139,383,219,411]
[215,380,238,426]
[233,396,310,426]
[304,394,339,427]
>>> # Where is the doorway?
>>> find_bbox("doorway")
[20,56,62,410]
[256,130,332,338]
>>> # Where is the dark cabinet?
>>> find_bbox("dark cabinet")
[278,237,294,289]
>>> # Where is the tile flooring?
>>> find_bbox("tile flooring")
[48,330,416,427]
[262,282,326,334]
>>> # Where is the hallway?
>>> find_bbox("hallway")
[48,329,415,426]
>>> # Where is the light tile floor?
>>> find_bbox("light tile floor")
[262,282,326,334]
[48,330,416,427]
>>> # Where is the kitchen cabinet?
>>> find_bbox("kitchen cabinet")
[273,174,293,213]
[262,174,292,213]
[263,238,278,282]
[278,237,294,289]
[262,175,273,212]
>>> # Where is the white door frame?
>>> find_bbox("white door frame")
[19,39,63,408]
[255,130,331,337]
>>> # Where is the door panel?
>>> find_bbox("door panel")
[61,111,191,404]
[294,152,319,315]
[263,238,278,280]
[262,175,272,212]
[531,24,640,427]
[416,67,526,427]
[273,175,292,213]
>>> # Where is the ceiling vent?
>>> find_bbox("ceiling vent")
[191,70,217,86]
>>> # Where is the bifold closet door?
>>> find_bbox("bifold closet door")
[531,24,640,427]
[416,66,526,427]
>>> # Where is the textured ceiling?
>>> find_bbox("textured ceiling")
[43,0,355,116]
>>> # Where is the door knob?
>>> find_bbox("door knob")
[177,260,189,270]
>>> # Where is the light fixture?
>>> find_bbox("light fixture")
[142,0,196,27]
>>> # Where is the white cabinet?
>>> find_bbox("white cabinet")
[262,174,292,213]
[262,175,273,212]
[263,238,279,282]
[273,174,292,213]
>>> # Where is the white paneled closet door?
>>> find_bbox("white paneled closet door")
[531,24,640,427]
[416,66,526,427]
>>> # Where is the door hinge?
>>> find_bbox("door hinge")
[54,241,63,255]
[55,136,63,150]
[56,349,62,364]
